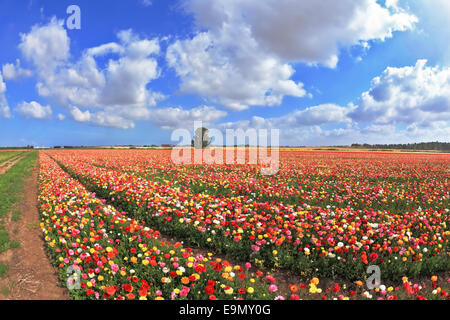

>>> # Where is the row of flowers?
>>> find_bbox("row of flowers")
[38,154,279,300]
[46,150,449,281]
[72,149,449,212]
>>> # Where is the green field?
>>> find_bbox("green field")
[0,151,37,278]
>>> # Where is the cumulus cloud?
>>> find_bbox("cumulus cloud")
[69,104,227,130]
[350,59,450,126]
[167,0,417,110]
[2,59,33,81]
[16,101,52,119]
[167,31,307,111]
[18,20,164,129]
[0,72,11,118]
[217,59,450,145]
[70,106,136,129]
[220,104,352,130]
[19,18,70,72]
[149,105,227,130]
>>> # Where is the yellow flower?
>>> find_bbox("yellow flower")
[247,287,254,294]
[311,277,320,285]
[142,259,149,266]
[155,297,165,300]
[224,287,234,295]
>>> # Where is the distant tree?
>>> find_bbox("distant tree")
[191,127,212,149]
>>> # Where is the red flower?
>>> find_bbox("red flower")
[205,286,215,295]
[106,286,116,296]
[369,252,378,262]
[333,283,340,293]
[122,284,133,292]
[169,271,178,278]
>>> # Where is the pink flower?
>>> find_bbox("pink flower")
[180,286,190,297]
[268,285,278,293]
[111,264,119,274]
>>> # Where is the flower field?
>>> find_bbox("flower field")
[39,149,449,300]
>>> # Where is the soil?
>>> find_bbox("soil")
[0,155,69,300]
[0,155,25,175]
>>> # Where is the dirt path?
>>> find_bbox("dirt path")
[0,155,25,175]
[0,155,69,300]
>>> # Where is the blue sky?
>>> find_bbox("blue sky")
[0,0,449,147]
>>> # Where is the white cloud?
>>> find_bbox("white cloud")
[57,113,66,121]
[0,72,11,118]
[167,32,307,111]
[220,104,352,130]
[149,105,227,130]
[19,18,70,72]
[215,59,450,145]
[18,20,165,129]
[70,106,136,129]
[167,0,417,110]
[16,101,52,120]
[2,59,33,81]
[69,104,227,130]
[350,59,450,125]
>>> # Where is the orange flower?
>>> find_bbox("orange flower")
[181,277,190,285]
[289,285,298,293]
[431,275,438,282]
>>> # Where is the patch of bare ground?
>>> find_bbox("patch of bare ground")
[0,155,26,175]
[0,155,69,300]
